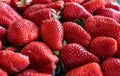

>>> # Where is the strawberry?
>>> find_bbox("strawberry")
[96,8,120,23]
[105,3,120,11]
[63,22,91,47]
[65,62,103,76]
[115,38,120,57]
[0,51,29,74]
[0,2,22,27]
[101,57,120,76]
[7,19,39,46]
[24,1,64,18]
[15,69,52,76]
[60,43,100,70]
[40,18,63,50]
[32,0,52,4]
[28,8,57,25]
[21,41,58,74]
[10,0,32,11]
[0,68,8,76]
[0,41,2,50]
[56,0,85,4]
[84,16,120,38]
[62,2,92,21]
[82,0,105,13]
[5,46,17,51]
[0,0,11,4]
[0,26,7,42]
[88,36,117,59]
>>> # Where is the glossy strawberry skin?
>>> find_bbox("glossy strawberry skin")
[65,62,103,76]
[96,8,120,23]
[63,22,91,47]
[61,43,100,70]
[40,18,63,51]
[88,36,117,59]
[7,19,39,46]
[105,3,120,11]
[0,26,7,42]
[57,0,85,4]
[0,68,8,76]
[28,8,56,25]
[82,0,105,13]
[32,0,52,4]
[0,41,2,50]
[21,41,58,74]
[0,2,22,27]
[101,57,120,76]
[62,2,92,21]
[0,51,30,74]
[84,16,120,39]
[15,69,52,76]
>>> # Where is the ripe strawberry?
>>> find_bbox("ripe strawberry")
[115,38,120,57]
[0,51,29,74]
[88,36,117,59]
[105,3,120,11]
[62,2,92,21]
[0,2,22,27]
[96,8,120,23]
[7,19,39,46]
[28,8,57,25]
[63,22,91,47]
[60,43,100,70]
[84,16,120,38]
[0,0,11,4]
[15,69,52,76]
[0,41,2,50]
[21,41,58,74]
[10,0,32,11]
[40,18,63,50]
[82,0,105,13]
[65,62,103,76]
[32,0,52,4]
[56,0,85,4]
[0,26,7,42]
[101,57,120,76]
[0,68,8,76]
[24,1,64,18]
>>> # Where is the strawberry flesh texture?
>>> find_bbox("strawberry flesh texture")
[65,62,103,76]
[0,51,30,74]
[61,43,100,70]
[7,19,39,46]
[0,26,7,42]
[15,69,52,76]
[63,22,91,47]
[40,18,63,51]
[0,2,22,27]
[62,2,92,21]
[101,57,120,76]
[84,16,120,39]
[88,36,117,59]
[21,41,58,74]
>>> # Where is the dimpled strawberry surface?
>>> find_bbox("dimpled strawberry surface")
[0,0,120,76]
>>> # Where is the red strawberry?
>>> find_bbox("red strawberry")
[7,19,39,46]
[24,1,64,18]
[21,41,58,74]
[0,68,8,76]
[15,69,52,76]
[40,18,63,51]
[65,62,103,76]
[0,0,11,4]
[0,26,7,42]
[96,8,120,23]
[82,0,105,13]
[0,2,22,27]
[28,8,57,25]
[32,0,52,4]
[62,2,92,21]
[115,38,120,57]
[0,41,2,50]
[105,3,120,11]
[101,57,120,76]
[63,22,91,47]
[61,43,100,70]
[84,16,120,38]
[56,0,85,4]
[88,36,117,59]
[0,51,29,74]
[10,0,32,11]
